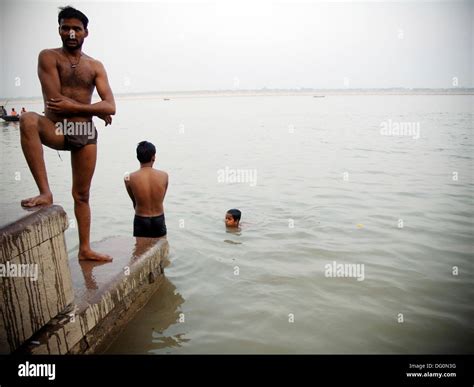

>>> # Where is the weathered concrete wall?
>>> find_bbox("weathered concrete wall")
[0,205,73,354]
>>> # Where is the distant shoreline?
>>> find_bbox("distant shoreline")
[2,88,473,103]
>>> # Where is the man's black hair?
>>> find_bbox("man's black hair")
[58,6,89,29]
[136,141,156,163]
[227,209,241,222]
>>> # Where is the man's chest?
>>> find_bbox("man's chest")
[57,61,95,89]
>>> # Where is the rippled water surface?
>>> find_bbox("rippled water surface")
[1,94,472,353]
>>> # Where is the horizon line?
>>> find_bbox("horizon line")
[2,87,474,101]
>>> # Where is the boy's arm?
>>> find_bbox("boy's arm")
[124,178,136,209]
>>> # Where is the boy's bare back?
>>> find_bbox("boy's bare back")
[126,168,168,217]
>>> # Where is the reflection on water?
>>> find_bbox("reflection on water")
[225,228,241,235]
[78,260,109,290]
[107,276,188,354]
[149,278,190,351]
[152,332,189,350]
[224,239,242,245]
[224,226,242,244]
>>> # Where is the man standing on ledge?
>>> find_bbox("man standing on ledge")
[20,6,115,261]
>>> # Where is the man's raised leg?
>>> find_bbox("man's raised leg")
[20,112,64,207]
[71,144,112,262]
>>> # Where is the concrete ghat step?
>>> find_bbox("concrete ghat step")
[18,236,169,354]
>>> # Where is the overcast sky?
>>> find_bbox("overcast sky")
[0,0,472,98]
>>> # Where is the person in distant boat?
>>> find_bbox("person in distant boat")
[124,141,169,238]
[10,108,18,116]
[19,6,116,261]
[225,209,241,228]
[21,107,27,114]
[0,106,7,116]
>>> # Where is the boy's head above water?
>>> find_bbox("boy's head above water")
[225,209,241,228]
[137,140,156,166]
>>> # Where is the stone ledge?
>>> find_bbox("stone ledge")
[17,236,169,354]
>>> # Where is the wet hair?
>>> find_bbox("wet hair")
[226,209,241,222]
[136,141,156,163]
[58,6,89,29]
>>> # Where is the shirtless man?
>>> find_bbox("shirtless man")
[124,141,168,238]
[20,6,115,261]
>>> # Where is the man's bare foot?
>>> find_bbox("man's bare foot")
[21,192,53,208]
[78,249,113,262]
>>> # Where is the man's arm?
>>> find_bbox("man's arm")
[38,49,69,101]
[124,178,136,209]
[74,61,116,116]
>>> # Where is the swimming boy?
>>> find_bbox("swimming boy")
[124,141,168,238]
[225,209,241,228]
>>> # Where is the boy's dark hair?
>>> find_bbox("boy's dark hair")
[136,141,156,163]
[58,6,89,29]
[227,209,241,222]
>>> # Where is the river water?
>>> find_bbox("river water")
[1,94,472,353]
